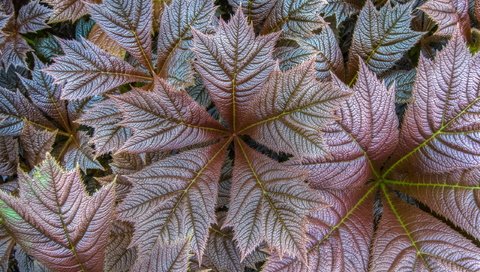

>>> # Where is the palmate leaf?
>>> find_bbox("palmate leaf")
[88,0,155,73]
[46,38,150,100]
[78,99,131,156]
[228,0,275,25]
[260,0,327,38]
[156,0,215,77]
[225,139,323,262]
[0,154,115,272]
[388,31,480,174]
[113,77,226,153]
[296,60,398,188]
[239,60,350,157]
[348,0,422,79]
[117,142,228,266]
[193,8,279,131]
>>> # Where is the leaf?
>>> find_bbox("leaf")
[371,190,480,271]
[388,31,480,174]
[78,99,131,156]
[17,0,51,34]
[34,34,63,60]
[0,136,18,176]
[186,75,211,108]
[383,69,416,103]
[225,139,323,261]
[103,221,137,272]
[193,8,279,131]
[117,141,228,263]
[348,0,422,79]
[156,0,215,76]
[20,122,56,169]
[296,25,344,80]
[260,0,327,38]
[87,24,125,58]
[0,224,14,271]
[46,38,151,100]
[420,0,471,38]
[0,154,115,272]
[321,0,360,27]
[135,237,191,272]
[14,246,52,272]
[63,131,104,172]
[239,60,350,157]
[262,186,375,272]
[165,49,195,89]
[20,57,69,130]
[113,77,226,153]
[43,0,89,23]
[295,60,398,188]
[0,88,52,136]
[88,0,154,73]
[227,0,275,25]
[0,32,30,67]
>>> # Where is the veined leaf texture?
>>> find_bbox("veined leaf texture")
[1,0,480,271]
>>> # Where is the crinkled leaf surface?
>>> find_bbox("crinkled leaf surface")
[0,136,17,176]
[296,61,398,188]
[420,0,471,37]
[46,38,150,100]
[43,0,89,23]
[63,131,104,172]
[103,221,137,272]
[0,155,115,272]
[193,8,278,131]
[348,0,422,79]
[117,141,228,265]
[228,0,274,25]
[135,237,191,272]
[17,0,51,34]
[239,60,349,157]
[114,77,226,153]
[20,122,56,169]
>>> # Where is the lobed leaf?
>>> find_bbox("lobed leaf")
[239,60,350,157]
[46,38,150,100]
[193,8,278,131]
[0,155,115,272]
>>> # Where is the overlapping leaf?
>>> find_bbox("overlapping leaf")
[46,38,150,100]
[117,142,228,266]
[228,0,275,25]
[225,139,323,261]
[0,155,115,272]
[239,60,349,157]
[420,0,471,38]
[20,122,56,169]
[43,0,89,23]
[63,131,104,172]
[88,0,154,73]
[260,0,327,37]
[103,221,137,272]
[0,136,17,175]
[135,237,191,272]
[296,60,398,188]
[348,0,422,79]
[113,77,226,153]
[193,8,278,130]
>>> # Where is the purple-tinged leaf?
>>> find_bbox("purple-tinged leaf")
[114,77,226,153]
[135,237,191,272]
[0,32,30,67]
[383,69,416,103]
[88,0,154,73]
[20,122,56,169]
[0,224,14,271]
[104,221,137,272]
[321,0,360,27]
[239,60,350,157]
[228,0,274,25]
[78,99,131,156]
[15,247,52,272]
[389,31,480,174]
[263,186,376,272]
[193,8,278,131]
[420,0,471,38]
[17,0,51,34]
[20,57,69,130]
[0,88,52,136]
[43,0,89,23]
[371,190,480,271]
[260,0,327,37]
[117,141,228,263]
[63,131,104,172]
[225,139,323,262]
[156,0,215,76]
[348,0,422,78]
[0,154,115,272]
[46,38,151,100]
[295,61,398,188]
[87,24,125,59]
[0,136,17,176]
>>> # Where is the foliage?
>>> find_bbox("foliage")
[0,0,480,271]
